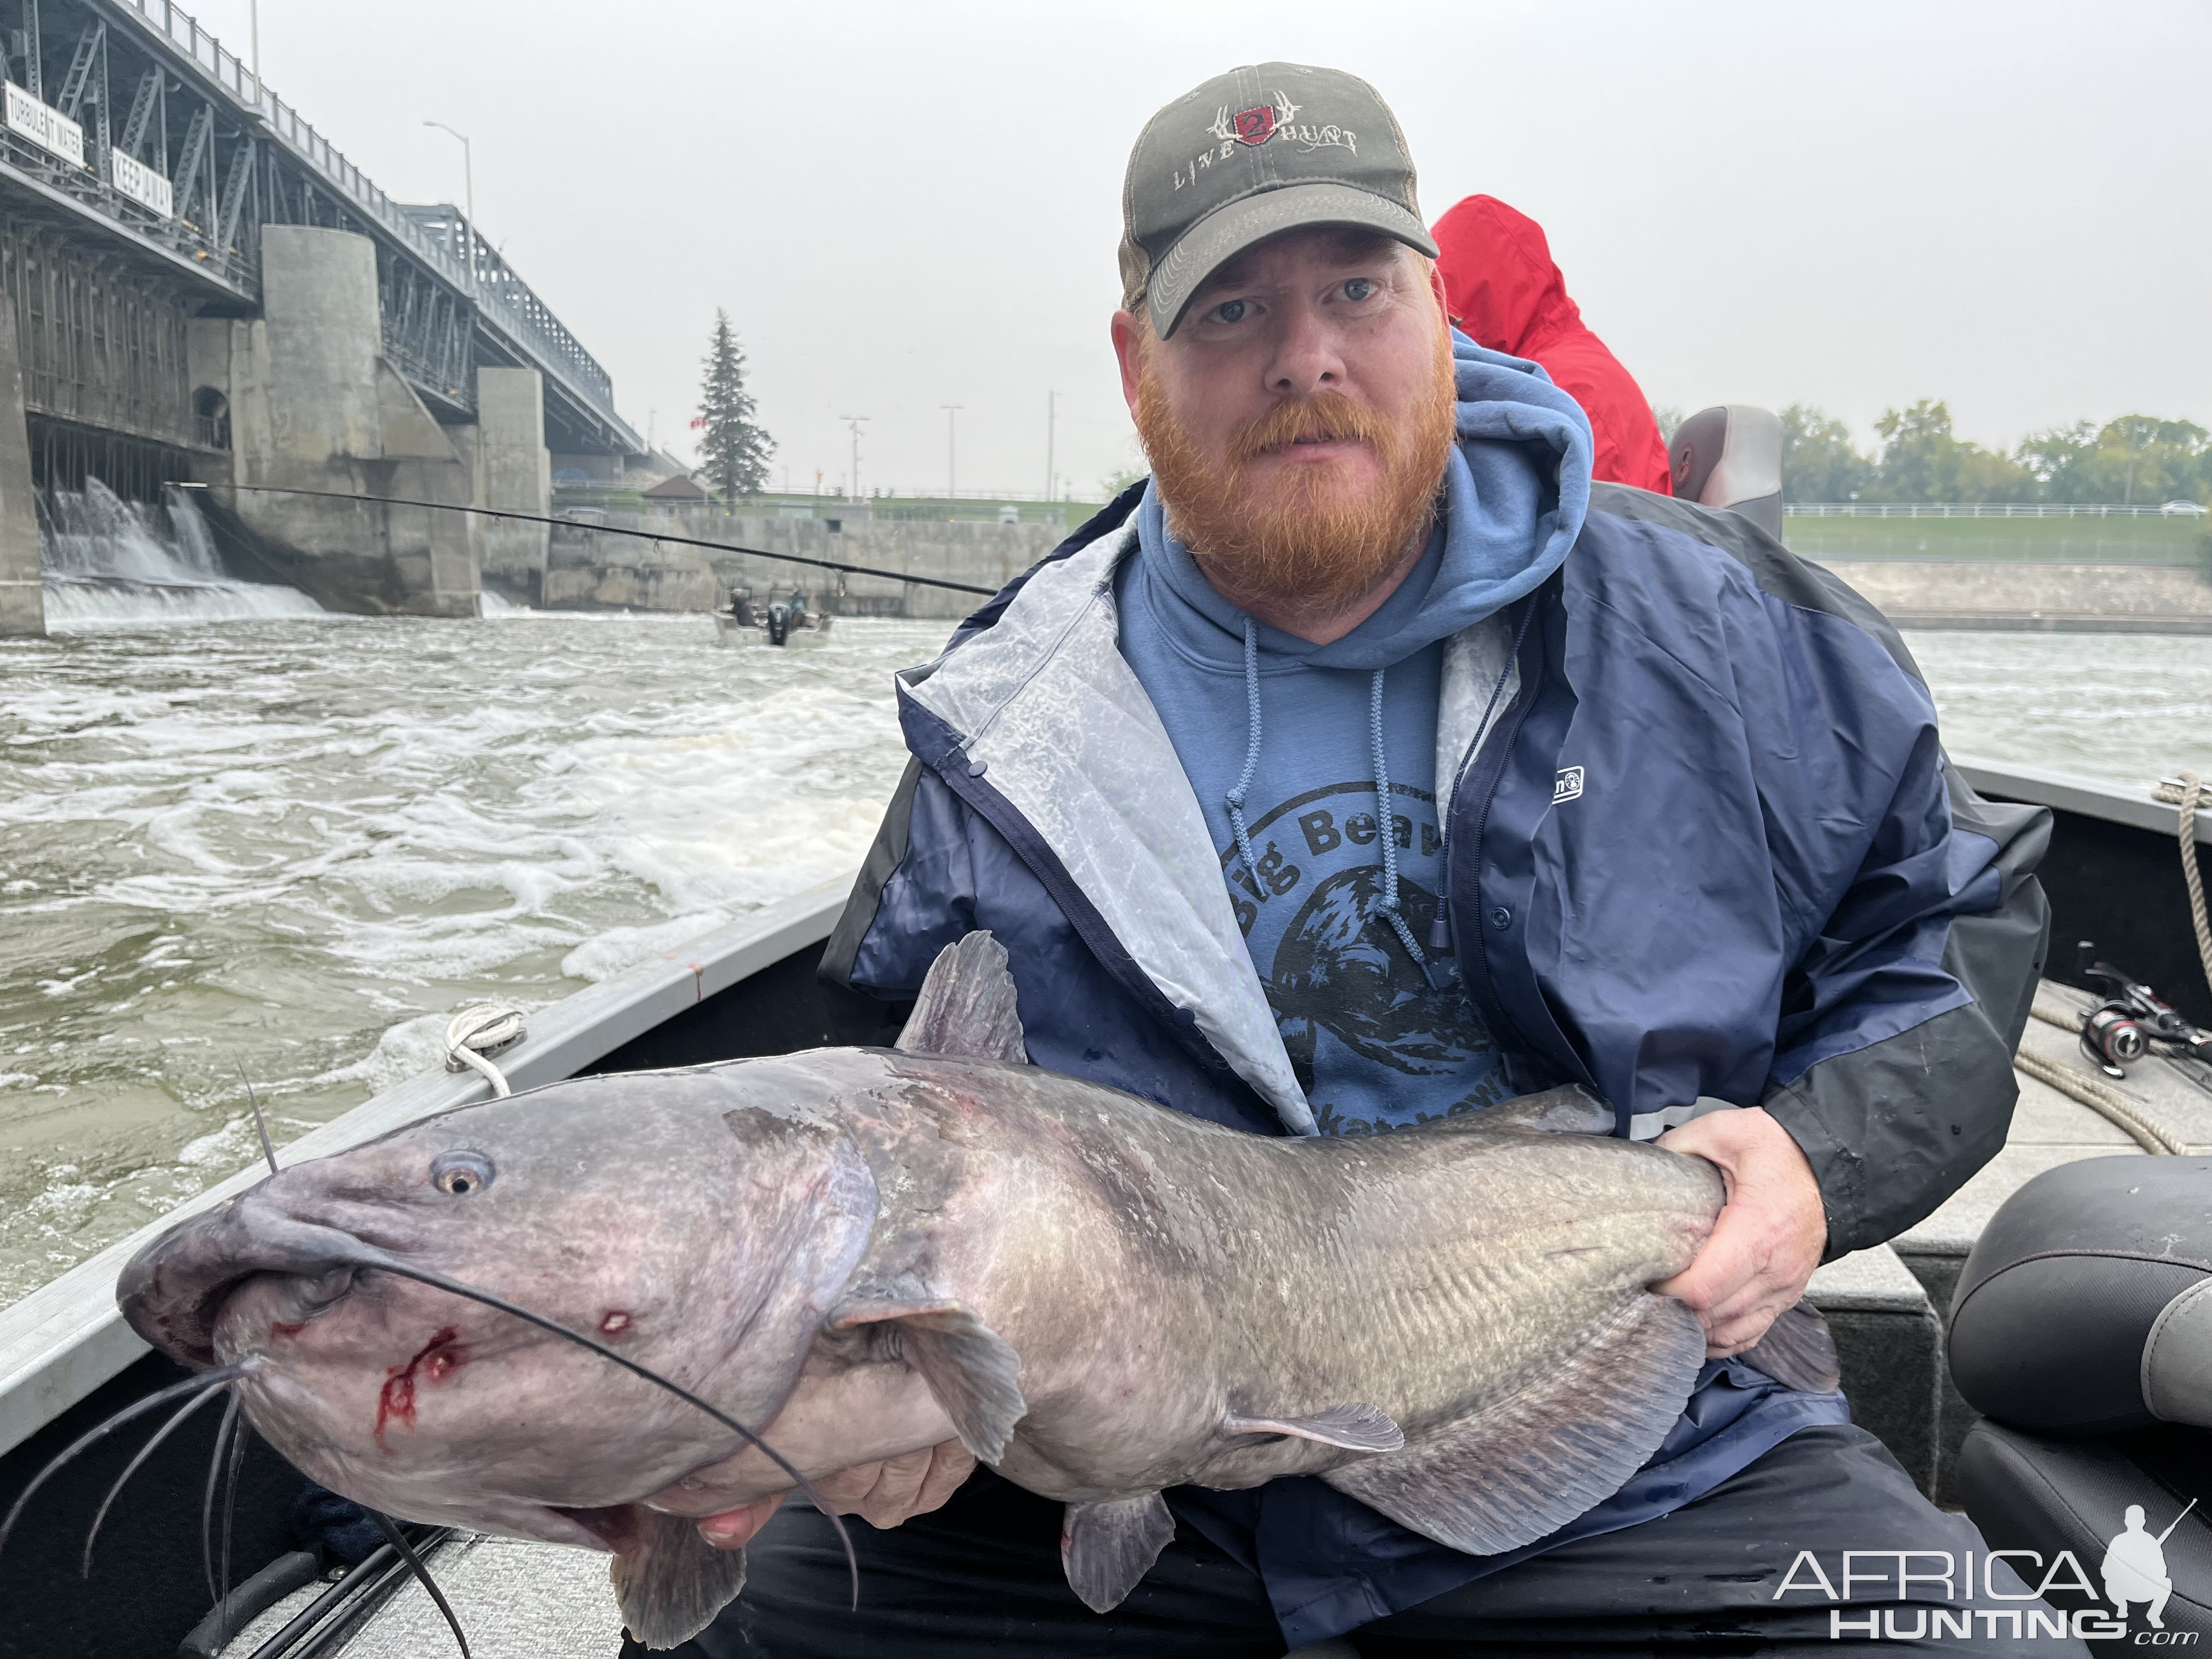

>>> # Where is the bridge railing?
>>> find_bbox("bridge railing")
[109,0,629,439]
[1787,501,2205,518]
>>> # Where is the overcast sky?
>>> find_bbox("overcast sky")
[184,0,2209,498]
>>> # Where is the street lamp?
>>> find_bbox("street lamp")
[422,120,475,294]
[839,416,870,504]
[941,404,963,500]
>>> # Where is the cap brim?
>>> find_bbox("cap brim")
[1147,183,1440,338]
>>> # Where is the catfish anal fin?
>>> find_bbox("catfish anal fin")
[1062,1492,1175,1613]
[1739,1300,1841,1395]
[895,932,1029,1063]
[608,1506,749,1651]
[1325,1290,1706,1557]
[828,1293,1029,1464]
[1224,1402,1404,1452]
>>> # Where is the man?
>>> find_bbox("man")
[679,63,2063,1657]
[1430,193,1674,494]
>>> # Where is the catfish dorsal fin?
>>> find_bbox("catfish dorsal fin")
[895,932,1029,1064]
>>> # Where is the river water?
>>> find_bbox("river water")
[2,498,2209,1306]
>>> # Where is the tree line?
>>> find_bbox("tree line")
[1766,403,2208,506]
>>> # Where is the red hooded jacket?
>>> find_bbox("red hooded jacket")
[1431,195,1672,495]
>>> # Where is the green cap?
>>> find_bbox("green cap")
[1119,63,1437,339]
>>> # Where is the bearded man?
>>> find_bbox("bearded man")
[670,63,2068,1659]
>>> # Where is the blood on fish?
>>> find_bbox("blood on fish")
[375,1325,464,1451]
[268,1320,306,1340]
[599,1311,632,1335]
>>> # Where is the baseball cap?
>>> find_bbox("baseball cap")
[1119,63,1437,339]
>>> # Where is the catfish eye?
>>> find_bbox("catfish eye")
[431,1150,494,1196]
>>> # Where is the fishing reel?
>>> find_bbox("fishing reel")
[2074,941,2212,1079]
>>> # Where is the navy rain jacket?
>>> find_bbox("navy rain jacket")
[819,479,2051,1639]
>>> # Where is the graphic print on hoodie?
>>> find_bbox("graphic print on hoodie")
[1118,332,1595,1136]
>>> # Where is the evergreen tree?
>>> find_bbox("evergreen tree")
[697,310,774,500]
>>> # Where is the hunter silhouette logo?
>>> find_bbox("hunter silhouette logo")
[2103,1499,2196,1632]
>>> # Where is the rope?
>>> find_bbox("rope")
[2011,1047,2188,1155]
[2171,771,2212,1002]
[1369,667,1426,968]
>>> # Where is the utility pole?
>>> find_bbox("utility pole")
[249,0,259,90]
[839,416,870,504]
[1045,390,1057,501]
[941,405,963,500]
[423,121,475,294]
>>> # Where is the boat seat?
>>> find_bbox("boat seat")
[1668,405,1784,539]
[1948,1155,2212,1641]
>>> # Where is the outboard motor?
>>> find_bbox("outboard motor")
[1669,405,1784,540]
[766,601,791,646]
[1948,1155,2212,1646]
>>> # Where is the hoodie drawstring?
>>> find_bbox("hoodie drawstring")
[1368,667,1428,970]
[1223,617,1428,973]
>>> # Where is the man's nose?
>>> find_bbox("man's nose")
[1264,301,1345,397]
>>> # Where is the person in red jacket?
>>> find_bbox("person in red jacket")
[1431,194,1674,494]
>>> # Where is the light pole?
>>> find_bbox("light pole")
[839,416,870,504]
[423,120,475,294]
[941,404,963,501]
[249,0,259,89]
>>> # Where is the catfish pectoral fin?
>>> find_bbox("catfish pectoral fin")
[1224,1402,1405,1452]
[1739,1300,1841,1395]
[1323,1290,1706,1557]
[828,1291,1028,1463]
[609,1508,749,1651]
[1061,1491,1175,1613]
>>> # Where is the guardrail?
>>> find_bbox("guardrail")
[1787,501,2205,519]
[101,0,633,443]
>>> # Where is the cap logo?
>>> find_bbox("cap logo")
[1223,103,1280,146]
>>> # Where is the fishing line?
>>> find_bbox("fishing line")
[351,1257,861,1607]
[171,481,1001,597]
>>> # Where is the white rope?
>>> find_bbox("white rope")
[2166,771,2212,1003]
[2012,1047,2188,1155]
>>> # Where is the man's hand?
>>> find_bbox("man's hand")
[1654,1107,1826,1357]
[694,1440,975,1552]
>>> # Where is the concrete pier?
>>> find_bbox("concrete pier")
[470,369,551,605]
[1820,560,2212,634]
[0,291,43,638]
[195,226,481,617]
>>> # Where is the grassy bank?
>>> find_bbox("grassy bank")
[1782,513,2208,565]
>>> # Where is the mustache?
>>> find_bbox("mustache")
[1228,392,1391,466]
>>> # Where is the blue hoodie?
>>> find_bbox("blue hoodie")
[1116,333,1593,1133]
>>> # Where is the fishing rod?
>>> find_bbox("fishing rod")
[168,480,1001,598]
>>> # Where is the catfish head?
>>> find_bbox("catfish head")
[116,1059,881,1645]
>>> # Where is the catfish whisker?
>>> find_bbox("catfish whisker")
[201,1389,241,1606]
[368,1509,471,1658]
[356,1259,861,1608]
[81,1379,233,1577]
[218,1390,250,1614]
[0,1363,254,1571]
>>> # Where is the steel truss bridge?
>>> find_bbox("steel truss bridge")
[0,0,640,482]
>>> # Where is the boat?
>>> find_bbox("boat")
[0,759,2205,1657]
[710,588,836,649]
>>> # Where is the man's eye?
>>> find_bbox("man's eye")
[1343,278,1376,302]
[1210,299,1248,324]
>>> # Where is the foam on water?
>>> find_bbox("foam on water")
[0,605,949,1302]
[39,481,327,626]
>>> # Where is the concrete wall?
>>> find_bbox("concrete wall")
[198,225,479,617]
[1821,560,2212,634]
[472,367,550,602]
[0,290,42,636]
[542,512,1061,617]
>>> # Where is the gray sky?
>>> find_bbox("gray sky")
[188,0,2209,496]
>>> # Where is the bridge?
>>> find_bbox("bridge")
[0,0,647,633]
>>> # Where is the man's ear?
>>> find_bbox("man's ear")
[1110,309,1146,415]
[1427,262,1453,332]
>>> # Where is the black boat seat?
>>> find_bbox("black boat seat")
[1668,404,1784,540]
[1949,1156,2212,1645]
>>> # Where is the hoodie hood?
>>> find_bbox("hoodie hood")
[1432,194,1583,359]
[1136,328,1593,673]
